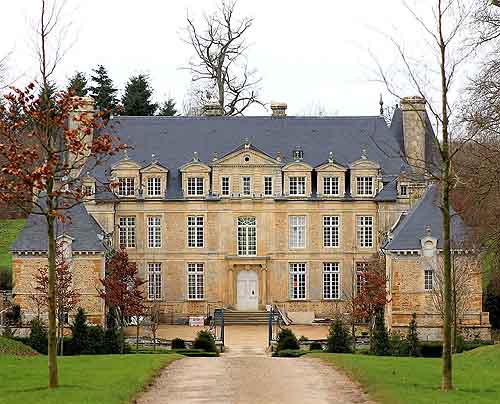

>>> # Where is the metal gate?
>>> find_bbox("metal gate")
[209,308,225,349]
[268,305,285,347]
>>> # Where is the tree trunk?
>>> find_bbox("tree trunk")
[136,323,139,352]
[47,213,58,388]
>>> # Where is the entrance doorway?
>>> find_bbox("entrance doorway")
[236,270,259,311]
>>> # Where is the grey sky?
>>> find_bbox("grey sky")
[0,0,472,116]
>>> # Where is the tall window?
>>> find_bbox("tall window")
[221,177,230,196]
[264,176,273,196]
[147,216,161,248]
[118,177,135,197]
[289,263,307,300]
[187,263,204,300]
[323,262,340,299]
[242,176,252,196]
[148,263,162,300]
[119,217,136,248]
[289,176,306,195]
[323,216,340,247]
[356,262,368,295]
[424,269,434,291]
[187,177,204,196]
[147,177,161,197]
[356,176,374,196]
[187,216,204,248]
[289,216,306,248]
[237,217,256,256]
[323,176,339,195]
[357,216,374,248]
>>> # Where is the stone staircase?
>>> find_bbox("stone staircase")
[223,310,269,325]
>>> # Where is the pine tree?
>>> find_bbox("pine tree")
[157,98,178,116]
[370,310,390,356]
[71,307,88,355]
[121,74,158,116]
[407,312,419,357]
[67,71,88,96]
[327,318,353,353]
[89,65,118,116]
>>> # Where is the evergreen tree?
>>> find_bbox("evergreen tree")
[121,74,158,116]
[37,81,58,113]
[89,65,118,115]
[370,310,390,356]
[407,312,420,357]
[157,98,178,116]
[327,318,353,353]
[67,71,88,97]
[71,307,88,355]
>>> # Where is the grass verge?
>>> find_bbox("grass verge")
[311,344,500,404]
[0,353,181,404]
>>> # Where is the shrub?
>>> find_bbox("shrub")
[276,328,299,351]
[455,334,465,353]
[171,338,186,349]
[104,328,125,354]
[193,330,217,352]
[389,334,409,356]
[370,311,390,356]
[407,313,419,356]
[272,349,308,357]
[5,304,22,326]
[29,319,48,354]
[309,341,323,351]
[420,342,443,357]
[0,267,11,290]
[327,319,353,353]
[71,308,88,354]
[85,326,105,354]
[299,335,308,342]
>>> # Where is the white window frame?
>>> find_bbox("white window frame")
[357,216,374,248]
[148,263,162,300]
[242,176,252,196]
[289,262,307,300]
[355,262,368,295]
[323,176,339,196]
[119,217,136,248]
[323,216,340,248]
[187,216,204,248]
[264,176,273,196]
[323,262,340,300]
[237,217,257,256]
[221,176,230,196]
[147,177,162,197]
[118,177,135,197]
[289,176,306,196]
[289,215,306,249]
[356,176,374,196]
[187,263,204,300]
[147,216,162,248]
[399,183,408,197]
[187,177,204,196]
[424,269,434,291]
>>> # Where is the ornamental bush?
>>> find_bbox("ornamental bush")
[193,330,217,352]
[370,311,390,356]
[71,308,88,355]
[327,319,353,353]
[171,337,186,349]
[276,328,300,351]
[29,319,48,354]
[309,341,323,351]
[407,312,420,356]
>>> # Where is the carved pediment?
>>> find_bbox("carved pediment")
[111,159,142,171]
[282,161,313,172]
[315,161,347,172]
[141,162,169,174]
[214,145,280,166]
[179,161,211,173]
[349,159,380,170]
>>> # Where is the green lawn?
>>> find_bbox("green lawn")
[0,353,181,404]
[0,219,26,269]
[311,344,500,404]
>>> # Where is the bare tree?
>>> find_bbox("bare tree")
[373,0,484,390]
[183,0,264,115]
[147,301,161,351]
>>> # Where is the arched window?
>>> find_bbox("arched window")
[237,217,256,256]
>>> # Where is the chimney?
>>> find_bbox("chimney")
[271,101,287,117]
[400,96,427,174]
[68,96,96,174]
[203,102,224,117]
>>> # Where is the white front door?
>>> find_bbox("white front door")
[237,270,259,311]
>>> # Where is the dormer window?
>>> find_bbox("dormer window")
[187,177,204,196]
[399,183,408,197]
[83,184,94,197]
[147,177,162,197]
[323,176,339,196]
[118,177,135,197]
[356,176,373,196]
[290,176,306,195]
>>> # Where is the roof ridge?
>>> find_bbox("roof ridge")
[111,115,384,121]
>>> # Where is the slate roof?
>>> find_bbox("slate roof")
[11,203,105,253]
[92,114,413,199]
[384,184,466,250]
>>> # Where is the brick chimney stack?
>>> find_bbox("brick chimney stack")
[400,96,427,174]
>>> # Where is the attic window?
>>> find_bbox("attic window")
[399,184,408,197]
[118,177,135,197]
[244,155,251,162]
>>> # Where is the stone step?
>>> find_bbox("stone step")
[222,310,269,324]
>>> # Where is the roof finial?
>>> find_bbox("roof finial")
[123,149,129,160]
[192,151,199,162]
[244,137,250,148]
[379,93,384,116]
[212,151,219,162]
[328,151,334,163]
[361,148,367,160]
[276,151,282,162]
[151,153,157,163]
[426,224,432,236]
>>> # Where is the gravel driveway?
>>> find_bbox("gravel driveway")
[136,354,373,404]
